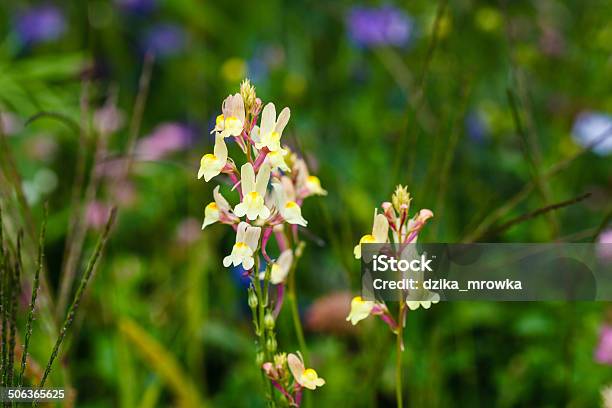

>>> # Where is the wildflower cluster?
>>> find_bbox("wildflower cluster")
[348,185,435,337]
[198,80,326,405]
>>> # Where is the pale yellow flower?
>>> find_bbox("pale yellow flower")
[213,93,246,138]
[202,186,231,229]
[252,103,290,152]
[305,175,327,196]
[287,352,325,390]
[346,296,375,325]
[353,212,389,259]
[259,249,293,284]
[265,148,291,172]
[273,181,307,227]
[197,134,228,181]
[223,221,261,270]
[234,163,271,221]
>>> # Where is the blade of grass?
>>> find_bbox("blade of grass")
[391,0,448,187]
[0,205,6,387]
[18,203,47,386]
[38,207,117,389]
[485,193,591,239]
[431,80,472,238]
[463,126,612,242]
[7,230,23,387]
[119,317,206,408]
[507,88,559,237]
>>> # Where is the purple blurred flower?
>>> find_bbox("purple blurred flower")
[597,229,612,264]
[465,111,489,143]
[14,5,66,45]
[572,111,612,156]
[86,201,112,229]
[115,0,156,14]
[347,6,413,48]
[136,122,193,161]
[143,24,186,58]
[596,324,612,364]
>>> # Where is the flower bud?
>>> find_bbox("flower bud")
[392,185,411,213]
[264,312,275,330]
[248,288,258,309]
[256,351,265,366]
[240,79,257,114]
[266,337,277,353]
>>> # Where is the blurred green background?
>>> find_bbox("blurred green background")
[0,0,611,406]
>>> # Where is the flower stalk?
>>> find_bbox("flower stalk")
[198,80,326,406]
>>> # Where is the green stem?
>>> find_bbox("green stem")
[287,260,307,360]
[396,302,405,408]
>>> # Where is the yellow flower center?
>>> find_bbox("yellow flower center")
[359,234,376,244]
[285,201,298,209]
[248,191,260,200]
[307,176,320,184]
[206,202,218,210]
[215,114,225,127]
[225,116,241,128]
[235,242,248,249]
[202,153,217,162]
[302,369,319,381]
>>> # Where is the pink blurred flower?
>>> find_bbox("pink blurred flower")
[305,291,355,334]
[1,112,23,135]
[136,122,192,161]
[595,324,612,364]
[86,201,112,229]
[598,229,612,264]
[94,104,124,135]
[176,217,201,245]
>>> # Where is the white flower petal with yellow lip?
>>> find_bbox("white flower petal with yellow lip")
[287,352,324,390]
[222,222,260,270]
[272,182,307,226]
[234,163,271,221]
[282,201,307,226]
[353,234,376,259]
[270,249,293,284]
[212,185,230,211]
[354,212,389,259]
[218,94,245,138]
[305,175,327,196]
[201,202,219,229]
[346,296,375,325]
[265,149,291,172]
[197,135,227,181]
[253,103,290,152]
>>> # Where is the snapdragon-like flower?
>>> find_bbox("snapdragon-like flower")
[353,212,389,259]
[265,148,291,172]
[202,186,237,229]
[198,134,228,181]
[273,180,307,227]
[346,296,375,325]
[223,221,261,270]
[213,93,246,138]
[234,163,271,221]
[287,352,325,390]
[252,103,290,152]
[295,159,327,197]
[270,249,293,284]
